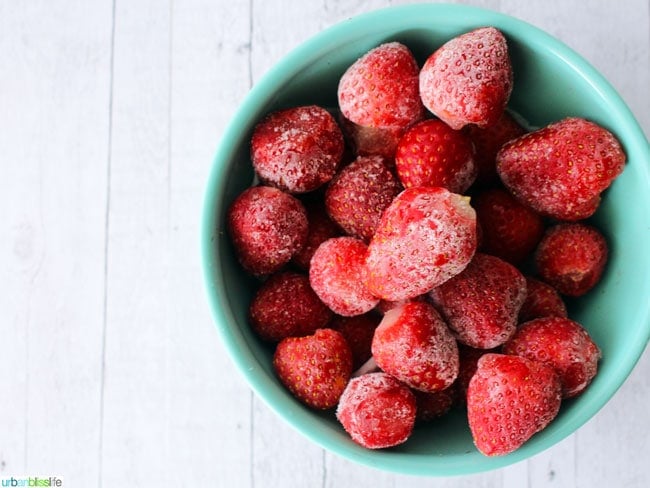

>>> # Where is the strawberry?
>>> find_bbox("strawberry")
[336,372,417,449]
[467,353,562,456]
[429,253,527,349]
[518,276,568,323]
[251,105,344,193]
[227,185,308,276]
[372,301,459,393]
[249,271,333,342]
[473,187,545,265]
[419,27,513,130]
[329,312,381,370]
[496,117,626,221]
[292,200,342,270]
[365,186,477,301]
[395,119,477,193]
[273,328,353,410]
[503,317,601,398]
[465,111,527,188]
[414,385,457,422]
[338,42,424,129]
[325,155,402,241]
[338,114,405,161]
[309,236,379,316]
[534,223,608,297]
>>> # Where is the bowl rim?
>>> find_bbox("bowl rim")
[201,2,650,476]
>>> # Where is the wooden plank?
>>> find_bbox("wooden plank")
[168,0,254,485]
[0,0,113,484]
[98,0,173,485]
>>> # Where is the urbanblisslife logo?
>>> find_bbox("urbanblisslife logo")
[0,477,62,487]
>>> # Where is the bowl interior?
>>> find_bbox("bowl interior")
[202,3,650,476]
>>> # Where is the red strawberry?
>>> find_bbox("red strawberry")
[338,114,405,161]
[429,253,527,349]
[329,312,381,370]
[336,372,417,449]
[395,119,477,193]
[338,42,424,129]
[273,328,353,410]
[518,276,568,323]
[414,385,457,422]
[292,200,342,270]
[249,271,333,342]
[325,155,402,241]
[467,353,562,456]
[473,187,545,265]
[372,301,459,393]
[309,237,379,316]
[535,223,608,297]
[419,27,513,130]
[503,317,601,398]
[365,186,477,301]
[465,111,527,188]
[497,117,626,221]
[227,186,308,276]
[456,345,503,405]
[251,105,344,193]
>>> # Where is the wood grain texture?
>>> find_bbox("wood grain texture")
[0,0,647,487]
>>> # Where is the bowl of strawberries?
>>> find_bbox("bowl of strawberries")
[202,3,650,476]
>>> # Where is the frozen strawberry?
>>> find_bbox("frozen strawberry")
[455,344,497,406]
[292,200,341,270]
[518,276,568,322]
[365,186,477,301]
[497,117,626,221]
[473,187,545,265]
[503,317,601,398]
[309,237,379,316]
[419,27,513,130]
[414,385,457,422]
[465,111,527,188]
[330,312,381,369]
[338,114,405,161]
[227,186,308,276]
[325,155,401,241]
[535,223,608,297]
[467,353,562,456]
[273,328,353,410]
[429,253,527,349]
[336,372,417,449]
[250,105,344,193]
[395,119,477,193]
[372,301,459,393]
[249,271,333,342]
[338,42,424,129]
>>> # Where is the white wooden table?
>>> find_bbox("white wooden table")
[1,1,648,487]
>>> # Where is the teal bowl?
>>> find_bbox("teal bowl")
[202,3,650,476]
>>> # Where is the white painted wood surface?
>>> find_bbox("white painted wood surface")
[0,0,648,487]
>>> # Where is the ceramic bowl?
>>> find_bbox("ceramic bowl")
[202,3,650,476]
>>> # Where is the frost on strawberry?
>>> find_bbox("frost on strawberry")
[503,316,601,398]
[372,301,459,393]
[336,372,417,449]
[338,42,424,129]
[365,186,477,301]
[419,27,513,130]
[429,253,527,349]
[251,105,344,193]
[227,185,308,276]
[497,117,625,221]
[534,223,608,297]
